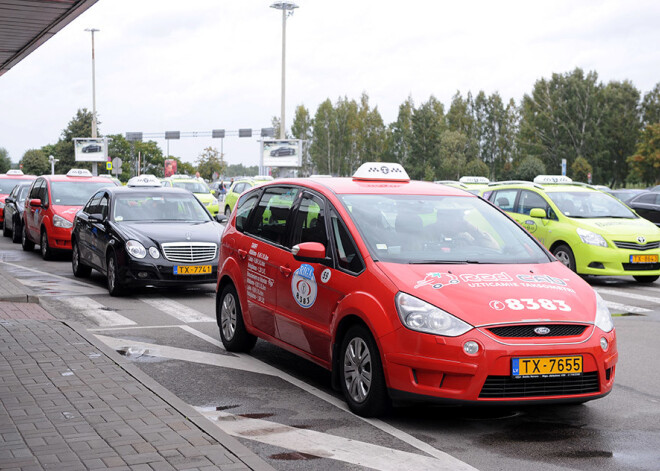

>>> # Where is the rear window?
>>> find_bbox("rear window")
[0,178,33,194]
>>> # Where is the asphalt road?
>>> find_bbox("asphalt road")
[1,234,659,471]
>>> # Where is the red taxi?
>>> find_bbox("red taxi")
[0,170,37,228]
[22,169,120,260]
[216,163,617,417]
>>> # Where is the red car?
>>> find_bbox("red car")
[22,169,120,260]
[216,163,618,417]
[0,170,37,229]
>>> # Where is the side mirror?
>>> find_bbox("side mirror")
[89,213,104,223]
[215,214,228,224]
[5,197,14,204]
[29,198,42,208]
[210,190,217,196]
[292,242,330,265]
[529,208,547,219]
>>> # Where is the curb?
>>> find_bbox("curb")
[67,320,276,471]
[0,294,40,304]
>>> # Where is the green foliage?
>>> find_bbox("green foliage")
[291,105,313,176]
[196,147,226,181]
[642,83,660,125]
[20,149,49,176]
[0,147,11,173]
[515,156,546,181]
[464,159,490,177]
[571,156,593,182]
[436,130,470,180]
[388,96,414,166]
[52,108,96,174]
[225,163,259,177]
[627,124,660,185]
[409,96,445,179]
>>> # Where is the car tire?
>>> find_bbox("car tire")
[217,284,257,352]
[633,275,659,283]
[2,218,9,237]
[72,241,92,278]
[552,244,576,272]
[11,218,21,244]
[339,325,390,417]
[40,229,54,260]
[106,252,125,297]
[224,206,232,217]
[21,224,34,251]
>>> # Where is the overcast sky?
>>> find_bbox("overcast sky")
[1,0,659,168]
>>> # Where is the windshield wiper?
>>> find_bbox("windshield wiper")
[409,259,483,264]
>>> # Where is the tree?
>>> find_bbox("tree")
[106,134,166,182]
[436,130,470,180]
[516,156,546,181]
[310,99,337,175]
[0,147,11,173]
[627,124,660,185]
[571,156,593,183]
[291,105,313,176]
[464,159,490,178]
[20,149,49,176]
[196,147,226,181]
[53,108,97,174]
[388,96,414,166]
[409,96,445,179]
[642,83,660,125]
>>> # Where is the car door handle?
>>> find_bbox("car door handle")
[238,249,247,259]
[279,266,291,277]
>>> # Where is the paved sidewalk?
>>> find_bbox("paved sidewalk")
[0,266,274,471]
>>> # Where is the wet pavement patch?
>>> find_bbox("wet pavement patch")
[216,404,240,411]
[240,412,274,419]
[552,449,613,459]
[270,452,320,461]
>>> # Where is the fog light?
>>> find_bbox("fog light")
[600,337,608,351]
[463,341,479,355]
[138,272,148,279]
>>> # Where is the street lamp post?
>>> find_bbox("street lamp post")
[270,2,298,140]
[85,28,100,175]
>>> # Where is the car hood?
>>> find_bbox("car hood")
[377,261,596,327]
[53,205,83,222]
[570,217,660,238]
[193,193,215,204]
[114,221,222,247]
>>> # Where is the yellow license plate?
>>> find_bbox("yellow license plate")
[512,356,582,377]
[174,265,212,275]
[630,254,658,263]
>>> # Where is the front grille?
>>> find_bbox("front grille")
[479,372,599,398]
[161,242,217,263]
[487,324,587,338]
[613,240,660,251]
[622,263,660,271]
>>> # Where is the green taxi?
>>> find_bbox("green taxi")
[222,176,273,217]
[162,175,219,216]
[435,176,490,195]
[482,175,660,283]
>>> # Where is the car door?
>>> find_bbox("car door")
[4,185,18,230]
[89,193,111,269]
[77,194,100,265]
[514,189,556,246]
[25,178,45,241]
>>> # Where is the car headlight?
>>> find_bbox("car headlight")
[0,201,4,210]
[211,197,218,205]
[577,227,607,247]
[53,214,73,229]
[395,292,473,337]
[148,246,160,259]
[126,240,147,259]
[594,292,614,332]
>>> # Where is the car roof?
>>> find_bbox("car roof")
[104,186,191,196]
[0,174,37,179]
[485,181,598,194]
[40,174,120,184]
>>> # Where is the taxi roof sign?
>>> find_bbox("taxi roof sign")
[533,175,573,184]
[66,169,93,177]
[459,176,489,184]
[127,175,162,187]
[6,169,24,176]
[353,162,410,182]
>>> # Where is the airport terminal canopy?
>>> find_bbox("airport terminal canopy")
[0,0,98,77]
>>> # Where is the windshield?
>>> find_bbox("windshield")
[51,181,115,206]
[341,194,550,265]
[0,178,33,194]
[112,193,212,222]
[171,180,210,193]
[547,191,636,218]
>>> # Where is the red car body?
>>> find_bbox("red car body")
[216,163,617,416]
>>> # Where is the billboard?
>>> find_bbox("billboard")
[74,137,108,162]
[164,159,177,177]
[261,139,302,168]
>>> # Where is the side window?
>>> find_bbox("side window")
[85,191,103,214]
[39,181,49,206]
[98,196,109,219]
[492,189,518,212]
[235,193,260,232]
[517,190,549,216]
[244,187,299,246]
[29,179,43,200]
[637,194,656,204]
[330,208,364,274]
[290,193,328,250]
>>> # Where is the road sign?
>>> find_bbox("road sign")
[112,157,122,176]
[106,162,112,170]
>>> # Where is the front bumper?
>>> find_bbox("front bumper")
[45,226,73,250]
[117,255,218,287]
[574,243,660,276]
[379,325,617,404]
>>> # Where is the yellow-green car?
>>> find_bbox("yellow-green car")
[223,179,256,217]
[162,176,219,216]
[482,175,660,283]
[434,176,490,195]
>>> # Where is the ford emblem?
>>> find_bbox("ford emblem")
[534,326,551,335]
[637,236,646,244]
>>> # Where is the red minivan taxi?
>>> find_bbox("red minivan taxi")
[215,163,618,417]
[0,170,37,228]
[22,169,120,260]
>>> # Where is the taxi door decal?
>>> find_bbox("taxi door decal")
[291,264,317,308]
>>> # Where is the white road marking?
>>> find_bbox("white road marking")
[196,408,476,471]
[0,261,98,287]
[595,288,660,305]
[97,330,469,465]
[605,301,651,314]
[137,296,214,323]
[59,297,136,327]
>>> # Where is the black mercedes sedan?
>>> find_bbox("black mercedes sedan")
[2,182,31,243]
[628,191,660,227]
[71,175,224,296]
